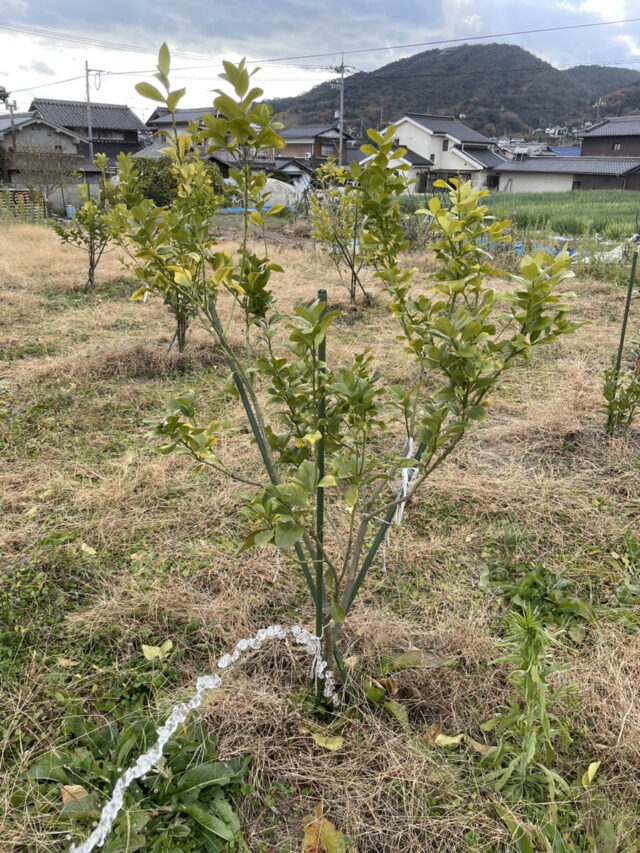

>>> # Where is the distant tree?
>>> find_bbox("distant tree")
[9,144,78,209]
[133,154,224,207]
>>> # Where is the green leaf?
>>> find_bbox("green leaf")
[179,802,235,841]
[135,82,166,103]
[274,523,304,549]
[329,601,345,624]
[383,699,410,731]
[177,761,236,794]
[254,528,274,547]
[157,43,170,77]
[377,649,457,673]
[166,87,186,113]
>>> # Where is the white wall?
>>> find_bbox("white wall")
[11,124,79,154]
[498,172,574,193]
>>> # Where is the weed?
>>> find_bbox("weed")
[20,717,248,852]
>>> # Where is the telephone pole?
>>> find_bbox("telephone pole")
[338,53,344,166]
[85,61,94,163]
[329,55,346,165]
[0,87,17,149]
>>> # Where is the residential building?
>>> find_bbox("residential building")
[380,113,507,190]
[279,124,354,160]
[30,98,147,166]
[579,116,640,158]
[495,156,640,192]
[0,112,98,207]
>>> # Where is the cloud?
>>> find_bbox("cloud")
[20,60,56,77]
[3,0,640,112]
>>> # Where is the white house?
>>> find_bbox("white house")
[378,113,506,191]
[495,156,640,192]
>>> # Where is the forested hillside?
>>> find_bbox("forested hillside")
[268,43,640,136]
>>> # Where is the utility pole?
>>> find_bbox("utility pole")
[338,53,344,166]
[8,99,16,150]
[0,87,16,150]
[85,60,94,163]
[329,55,346,166]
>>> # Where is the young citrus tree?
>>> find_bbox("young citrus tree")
[124,47,580,692]
[53,154,113,294]
[309,159,370,305]
[109,44,283,353]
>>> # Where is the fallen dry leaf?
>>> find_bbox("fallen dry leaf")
[61,785,89,804]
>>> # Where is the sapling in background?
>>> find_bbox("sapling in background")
[123,46,580,692]
[109,44,284,353]
[309,158,370,305]
[52,154,114,294]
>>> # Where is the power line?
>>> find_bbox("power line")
[1,15,639,69]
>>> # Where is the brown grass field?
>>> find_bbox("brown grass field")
[1,222,639,851]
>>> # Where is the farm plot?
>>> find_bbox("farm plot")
[1,222,640,852]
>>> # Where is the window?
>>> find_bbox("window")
[613,143,621,151]
[442,139,449,151]
[320,143,335,156]
[54,144,62,152]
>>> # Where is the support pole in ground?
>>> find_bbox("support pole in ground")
[607,250,638,434]
[315,289,327,665]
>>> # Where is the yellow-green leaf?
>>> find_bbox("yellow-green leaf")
[130,286,148,302]
[582,761,601,788]
[433,733,464,748]
[312,733,344,751]
[344,484,358,508]
[80,543,96,556]
[142,640,173,661]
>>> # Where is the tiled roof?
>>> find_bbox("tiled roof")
[579,116,640,137]
[148,107,216,127]
[0,113,36,134]
[464,147,507,168]
[31,98,146,132]
[496,156,640,176]
[280,124,336,139]
[405,113,491,144]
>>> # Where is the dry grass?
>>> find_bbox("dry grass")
[2,222,640,851]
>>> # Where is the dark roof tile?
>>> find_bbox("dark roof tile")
[496,156,640,176]
[406,113,490,144]
[580,116,640,137]
[31,98,146,132]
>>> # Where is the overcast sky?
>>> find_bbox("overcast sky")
[1,0,639,118]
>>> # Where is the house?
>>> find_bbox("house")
[279,124,354,161]
[30,98,147,166]
[146,107,215,135]
[0,112,98,208]
[495,157,640,192]
[579,116,640,158]
[359,145,434,193]
[378,113,507,191]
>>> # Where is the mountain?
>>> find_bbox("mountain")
[266,43,638,137]
[562,65,640,100]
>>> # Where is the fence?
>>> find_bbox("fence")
[0,186,46,223]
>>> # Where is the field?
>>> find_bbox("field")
[1,222,640,852]
[402,190,640,240]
